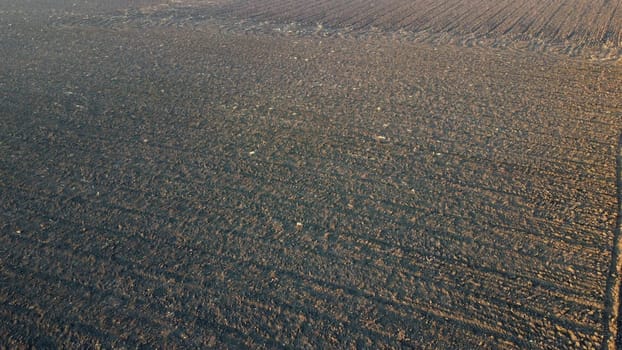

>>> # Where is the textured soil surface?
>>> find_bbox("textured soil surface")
[1,1,622,348]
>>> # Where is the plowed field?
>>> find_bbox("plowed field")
[1,1,621,349]
[221,0,621,44]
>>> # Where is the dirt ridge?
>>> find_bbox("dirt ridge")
[611,132,622,349]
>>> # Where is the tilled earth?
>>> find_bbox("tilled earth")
[1,1,622,349]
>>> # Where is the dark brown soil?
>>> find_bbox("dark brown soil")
[1,1,621,349]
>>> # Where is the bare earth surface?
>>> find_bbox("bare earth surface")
[1,1,622,348]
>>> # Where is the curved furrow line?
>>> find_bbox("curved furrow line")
[0,178,608,348]
[333,0,393,30]
[566,1,592,47]
[327,228,604,333]
[1,118,616,235]
[2,164,612,308]
[549,1,575,43]
[2,120,615,238]
[366,0,420,30]
[251,0,333,24]
[222,0,292,20]
[4,133,608,274]
[487,0,528,37]
[473,1,516,34]
[7,115,620,224]
[287,0,345,25]
[392,0,438,30]
[200,213,604,340]
[2,171,604,297]
[3,180,604,342]
[457,0,503,35]
[531,1,563,40]
[309,0,373,29]
[370,1,420,30]
[303,0,369,28]
[51,0,622,56]
[417,0,466,33]
[449,1,505,35]
[398,0,456,32]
